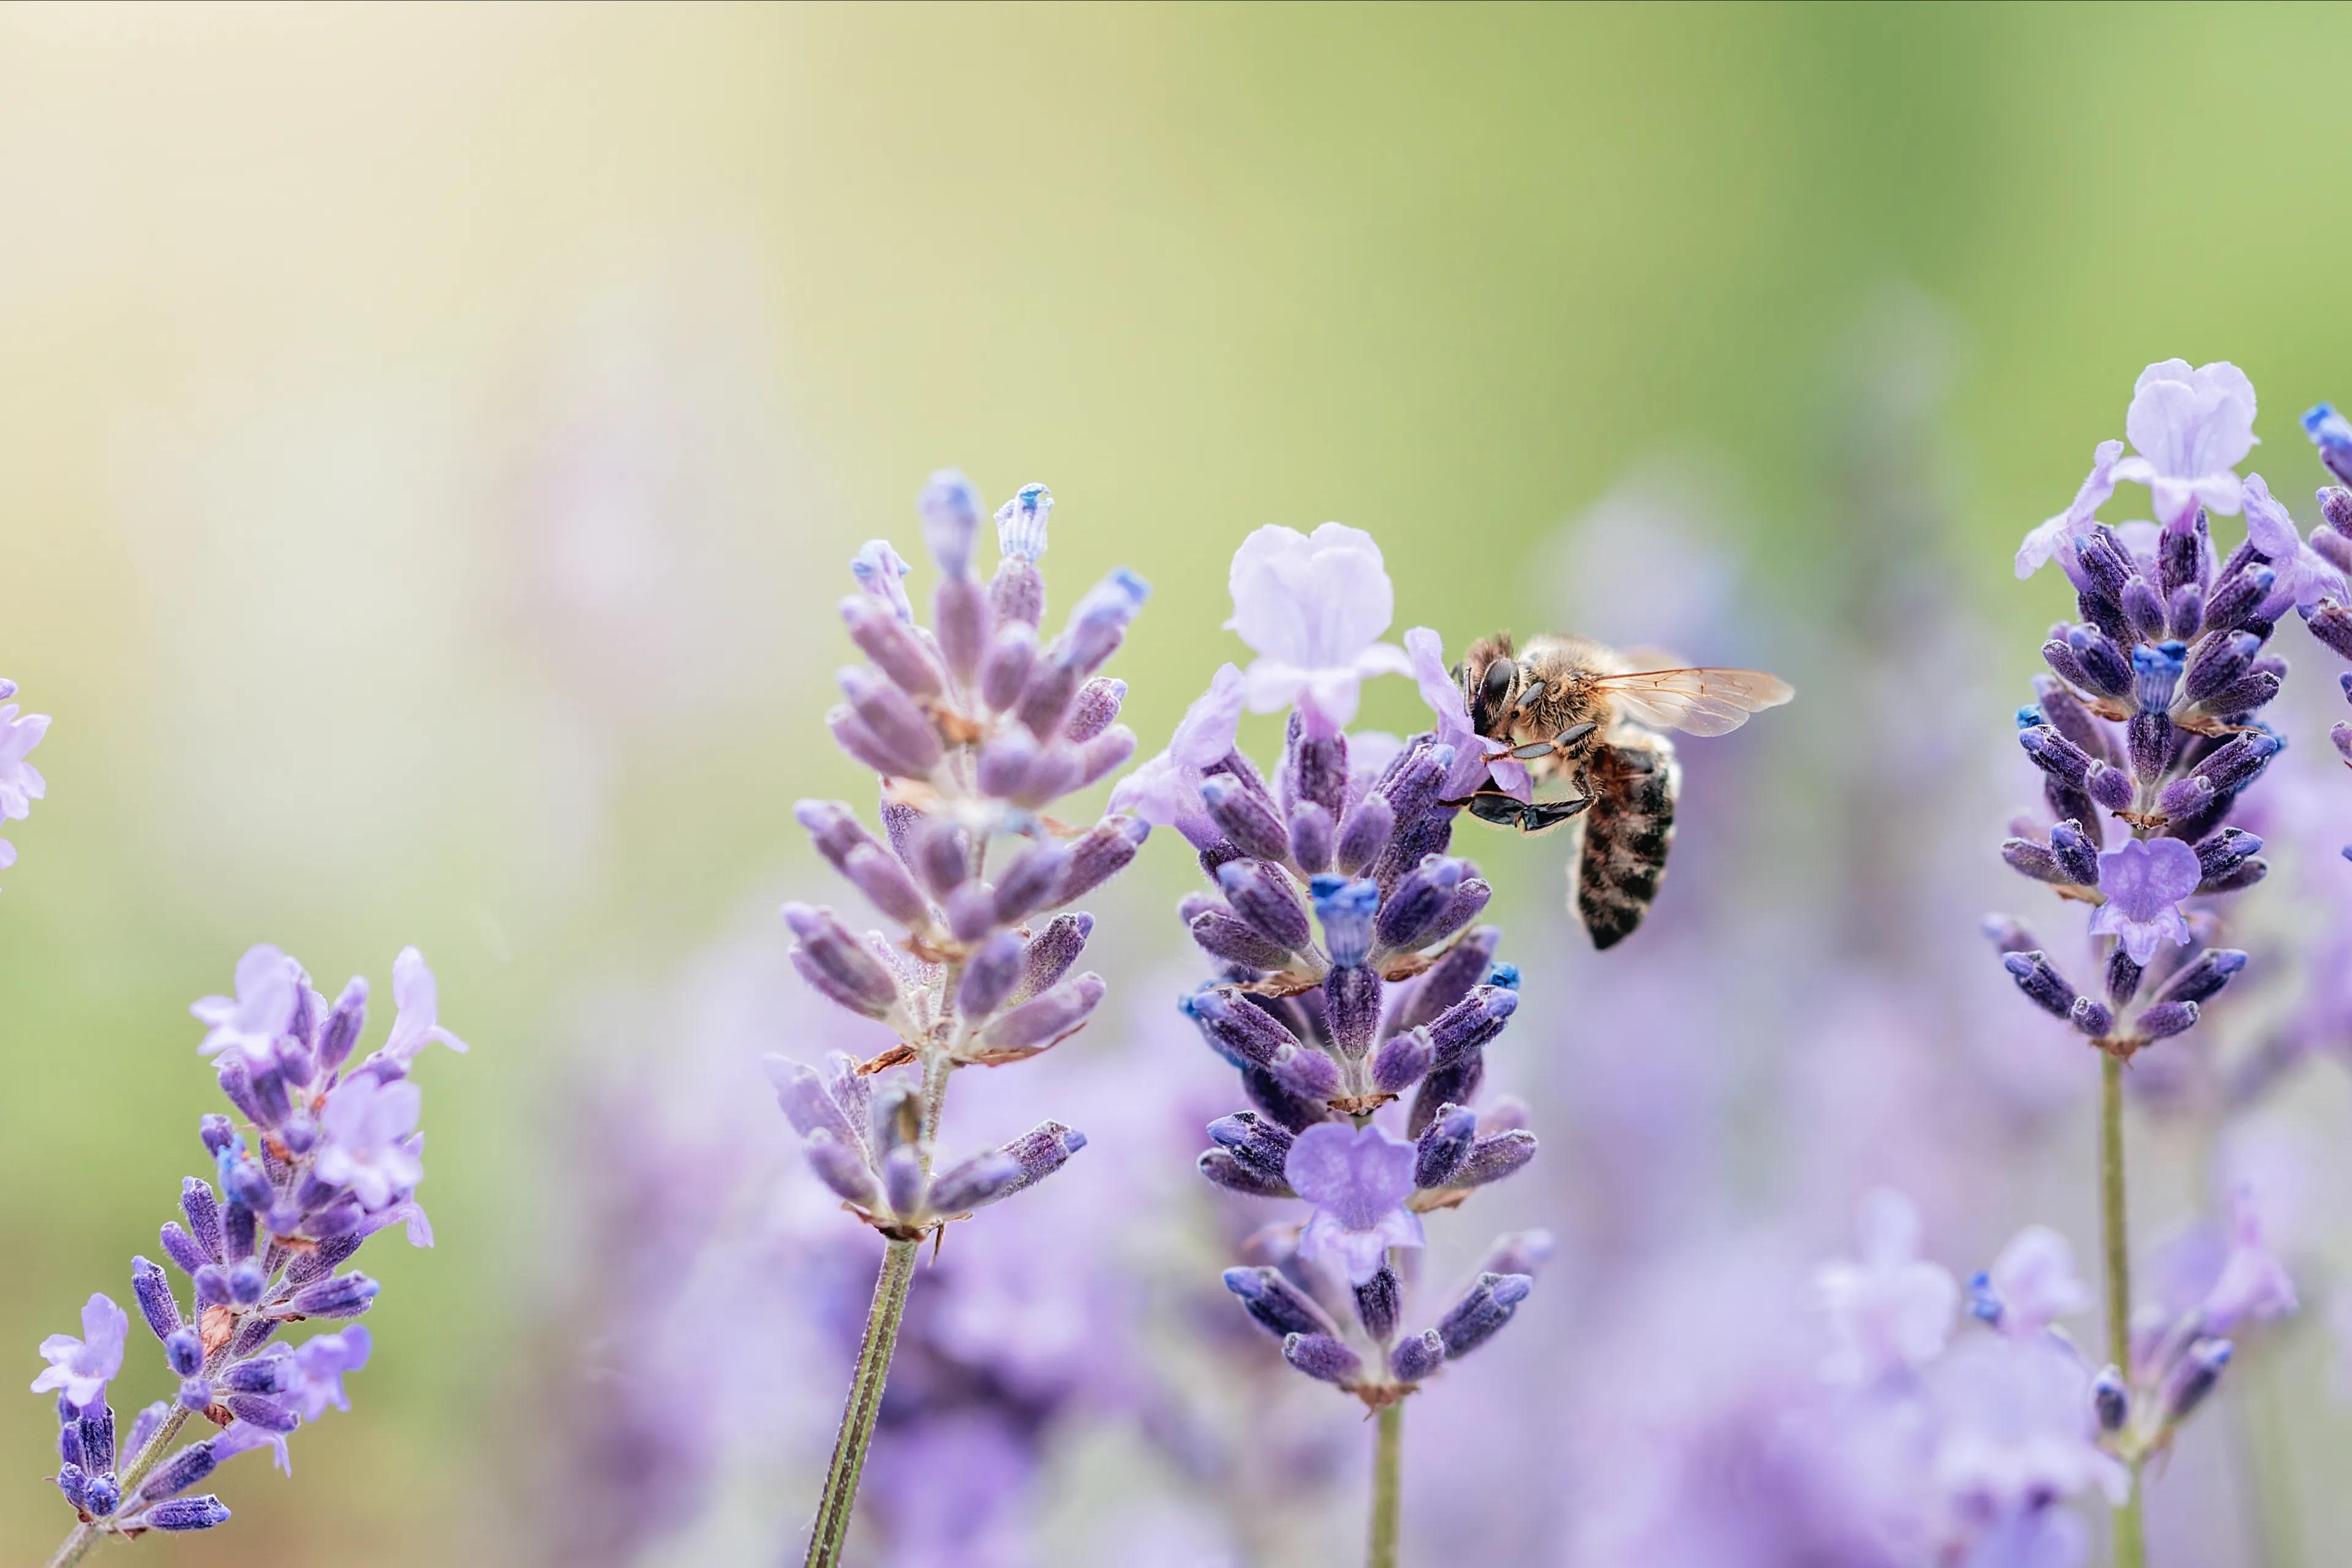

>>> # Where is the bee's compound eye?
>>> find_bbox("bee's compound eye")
[1474,658,1517,733]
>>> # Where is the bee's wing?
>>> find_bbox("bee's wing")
[1588,667,1794,737]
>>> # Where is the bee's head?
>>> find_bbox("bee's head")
[1457,633,1518,738]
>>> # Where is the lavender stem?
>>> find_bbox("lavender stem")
[1368,1402,1403,1568]
[2100,1052,2146,1568]
[805,1236,922,1568]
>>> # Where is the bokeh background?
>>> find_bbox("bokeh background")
[7,4,2352,1563]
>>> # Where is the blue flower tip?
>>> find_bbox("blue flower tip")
[2015,705,2045,730]
[1061,1129,1088,1154]
[2302,403,2338,435]
[1110,567,1152,602]
[1485,962,1521,991]
[1220,1267,1261,1298]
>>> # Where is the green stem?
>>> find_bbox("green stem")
[44,1404,196,1567]
[1368,1401,1403,1568]
[805,1236,922,1568]
[2101,1052,2147,1568]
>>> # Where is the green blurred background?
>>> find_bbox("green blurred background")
[5,2,2351,1559]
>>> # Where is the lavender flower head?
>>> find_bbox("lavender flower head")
[1135,519,1547,1415]
[26,944,461,1545]
[2294,400,2352,823]
[774,472,1151,1237]
[1996,357,2296,1064]
[0,675,51,884]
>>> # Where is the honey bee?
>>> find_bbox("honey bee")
[1451,633,1794,948]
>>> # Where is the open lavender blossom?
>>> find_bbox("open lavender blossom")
[28,944,456,1547]
[1152,519,1546,1416]
[0,675,50,884]
[772,472,1152,1235]
[1993,359,2301,1063]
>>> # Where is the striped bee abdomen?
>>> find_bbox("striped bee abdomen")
[1573,737,1680,949]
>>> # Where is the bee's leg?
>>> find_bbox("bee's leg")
[1513,796,1594,834]
[1447,791,1532,829]
[1504,720,1599,762]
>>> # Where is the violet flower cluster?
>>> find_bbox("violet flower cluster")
[1124,523,1547,1412]
[771,473,1147,1238]
[30,944,462,1544]
[1,674,50,885]
[2296,401,2352,815]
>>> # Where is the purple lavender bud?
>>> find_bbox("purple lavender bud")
[221,1201,256,1264]
[833,844,927,929]
[1286,801,1335,875]
[1216,859,1313,954]
[1292,731,1350,820]
[192,1265,231,1311]
[2157,949,2246,1006]
[934,575,992,685]
[1414,1104,1477,1188]
[842,594,946,700]
[1241,1061,1329,1134]
[56,1461,89,1512]
[1270,1042,1343,1103]
[214,1055,265,1127]
[222,1158,271,1211]
[2019,726,2094,790]
[2161,1337,2233,1423]
[957,931,1027,1017]
[920,469,984,578]
[2043,638,2094,690]
[996,1121,1086,1196]
[995,482,1052,564]
[839,667,944,774]
[2087,762,2135,813]
[1014,656,1084,740]
[1185,907,1298,982]
[79,1401,115,1474]
[1422,878,1491,951]
[2136,1000,2199,1039]
[228,1316,278,1359]
[976,972,1105,1055]
[2131,643,2186,714]
[2324,477,2352,533]
[222,1393,298,1433]
[1334,792,1395,876]
[909,818,971,897]
[1428,985,1518,1068]
[2077,527,2135,600]
[2336,722,2352,767]
[2159,516,2206,593]
[2198,671,2281,716]
[2154,774,2215,823]
[1185,988,1301,1067]
[1376,856,1466,952]
[802,1131,880,1207]
[2070,997,2113,1038]
[280,1115,317,1156]
[1302,875,1378,971]
[782,904,900,1016]
[2002,951,2079,1019]
[180,1178,225,1261]
[991,840,1071,925]
[2064,626,2133,698]
[1390,1329,1446,1382]
[973,729,1040,801]
[135,1496,232,1532]
[829,704,931,779]
[1202,775,1292,864]
[284,1272,379,1319]
[2092,1365,2129,1431]
[273,1028,315,1093]
[219,1354,293,1395]
[1060,814,1147,902]
[850,540,915,622]
[1479,1227,1554,1276]
[2320,532,2352,577]
[2001,838,2065,883]
[123,1403,164,1464]
[1072,727,1137,790]
[2123,579,2169,644]
[197,1115,236,1159]
[164,1325,203,1378]
[2193,828,2261,888]
[1983,915,2038,956]
[135,1439,221,1503]
[2105,949,2143,1009]
[1281,1332,1362,1385]
[2307,404,2352,483]
[979,622,1039,713]
[1324,966,1380,1060]
[1455,1129,1537,1187]
[1371,1028,1434,1095]
[926,1149,1025,1213]
[1373,744,1450,833]
[1057,568,1150,676]
[2167,584,2205,641]
[284,1235,361,1289]
[1200,1148,1295,1198]
[870,1082,920,1157]
[302,1196,365,1240]
[1388,927,1500,1033]
[1353,1266,1402,1343]
[1438,1272,1533,1359]
[2192,731,2282,792]
[1065,677,1126,742]
[83,1473,119,1518]
[1223,1267,1336,1340]
[1207,1110,1295,1179]
[131,1257,181,1341]
[797,799,875,873]
[2127,712,2174,784]
[2185,630,2260,704]
[175,1377,211,1413]
[2307,601,2352,662]
[1016,913,1091,999]
[2203,567,2273,634]
[2048,820,2099,884]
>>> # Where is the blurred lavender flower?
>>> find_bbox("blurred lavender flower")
[0,675,50,884]
[2295,402,2352,833]
[29,945,459,1555]
[779,470,1153,1564]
